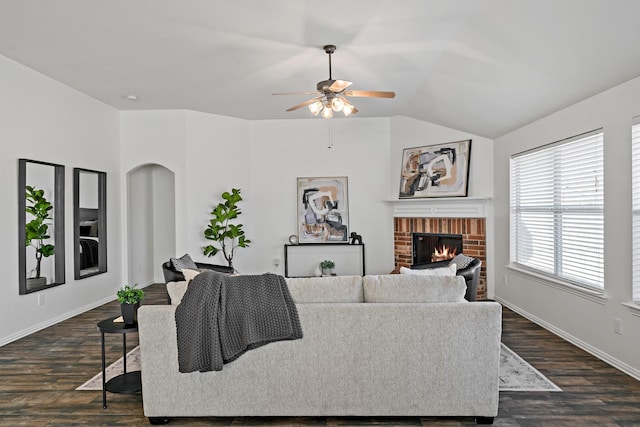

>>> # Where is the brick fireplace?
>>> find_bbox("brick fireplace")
[393,217,487,300]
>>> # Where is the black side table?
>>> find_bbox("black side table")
[97,316,142,409]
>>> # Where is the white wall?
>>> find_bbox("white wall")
[120,111,493,280]
[151,165,176,282]
[121,112,395,276]
[120,110,251,275]
[126,166,155,285]
[120,111,188,282]
[184,111,251,270]
[494,75,640,378]
[0,54,122,345]
[249,118,394,275]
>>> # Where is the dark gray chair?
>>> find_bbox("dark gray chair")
[455,258,481,302]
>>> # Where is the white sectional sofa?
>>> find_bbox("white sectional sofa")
[138,274,502,424]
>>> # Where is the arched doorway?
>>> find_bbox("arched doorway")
[126,164,176,285]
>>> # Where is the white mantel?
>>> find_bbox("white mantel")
[384,197,492,218]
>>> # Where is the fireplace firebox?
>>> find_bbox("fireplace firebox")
[412,233,463,268]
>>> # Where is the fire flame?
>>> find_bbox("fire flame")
[432,245,457,262]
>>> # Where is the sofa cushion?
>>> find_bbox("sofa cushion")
[363,274,466,303]
[170,254,198,271]
[399,264,457,276]
[286,276,363,303]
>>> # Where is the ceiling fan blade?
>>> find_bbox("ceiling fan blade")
[344,90,396,98]
[329,80,352,92]
[285,96,324,112]
[273,91,321,96]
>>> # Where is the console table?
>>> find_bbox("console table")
[97,316,142,409]
[284,243,365,277]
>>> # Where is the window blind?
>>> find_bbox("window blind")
[632,117,640,300]
[510,130,604,290]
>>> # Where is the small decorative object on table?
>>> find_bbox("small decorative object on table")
[349,232,362,245]
[116,284,144,325]
[288,234,299,245]
[320,260,335,276]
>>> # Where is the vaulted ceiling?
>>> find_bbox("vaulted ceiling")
[2,0,640,138]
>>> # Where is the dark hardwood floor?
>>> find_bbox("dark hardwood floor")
[2,283,640,426]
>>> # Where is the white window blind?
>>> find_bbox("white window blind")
[632,117,640,300]
[510,130,604,290]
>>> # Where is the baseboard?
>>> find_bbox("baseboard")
[496,296,640,382]
[0,295,115,347]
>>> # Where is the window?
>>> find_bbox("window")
[632,117,640,300]
[510,130,604,290]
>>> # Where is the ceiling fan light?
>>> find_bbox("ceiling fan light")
[342,101,355,117]
[308,100,323,116]
[321,104,334,119]
[331,97,344,112]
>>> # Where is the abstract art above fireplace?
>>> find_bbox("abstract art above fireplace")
[398,139,471,199]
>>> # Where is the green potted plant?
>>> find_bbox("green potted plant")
[116,284,145,325]
[203,188,251,271]
[25,185,55,288]
[320,260,335,276]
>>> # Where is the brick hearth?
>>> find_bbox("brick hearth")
[394,217,487,300]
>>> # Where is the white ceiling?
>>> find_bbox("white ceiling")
[2,0,640,138]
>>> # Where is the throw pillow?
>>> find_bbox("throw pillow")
[167,281,188,305]
[170,254,198,271]
[286,276,364,303]
[399,264,457,276]
[363,274,466,303]
[448,254,475,270]
[181,268,201,283]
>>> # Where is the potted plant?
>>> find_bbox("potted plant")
[203,188,251,271]
[25,185,55,288]
[320,260,335,276]
[116,284,144,325]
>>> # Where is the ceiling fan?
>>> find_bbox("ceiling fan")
[273,44,396,118]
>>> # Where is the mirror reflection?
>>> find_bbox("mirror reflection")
[19,159,65,294]
[74,168,107,279]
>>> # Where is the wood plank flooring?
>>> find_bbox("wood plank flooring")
[1,283,640,426]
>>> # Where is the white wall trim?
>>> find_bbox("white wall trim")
[0,280,156,348]
[0,295,115,347]
[384,197,491,218]
[496,297,640,382]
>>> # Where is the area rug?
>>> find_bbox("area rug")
[499,343,562,391]
[77,343,561,392]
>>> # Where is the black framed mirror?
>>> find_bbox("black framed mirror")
[18,159,65,294]
[74,168,107,279]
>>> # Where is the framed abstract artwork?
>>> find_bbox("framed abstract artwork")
[297,176,349,243]
[399,139,472,198]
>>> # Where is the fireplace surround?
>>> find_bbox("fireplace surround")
[394,217,486,300]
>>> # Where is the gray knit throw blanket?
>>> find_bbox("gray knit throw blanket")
[175,270,303,373]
